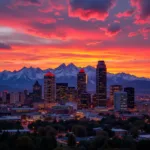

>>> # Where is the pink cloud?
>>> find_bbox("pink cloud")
[68,0,116,21]
[116,9,135,18]
[139,27,150,39]
[130,0,150,24]
[39,0,66,13]
[128,32,139,37]
[128,27,150,39]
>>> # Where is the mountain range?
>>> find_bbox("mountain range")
[0,63,150,95]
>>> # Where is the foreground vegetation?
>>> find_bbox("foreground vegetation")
[0,115,150,150]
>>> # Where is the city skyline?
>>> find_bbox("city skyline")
[0,0,150,148]
[0,0,150,77]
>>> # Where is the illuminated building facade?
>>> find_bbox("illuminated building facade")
[110,85,122,105]
[114,92,127,111]
[78,92,91,109]
[67,87,77,102]
[92,94,97,108]
[44,72,55,103]
[33,81,42,102]
[77,69,87,98]
[124,87,135,109]
[96,61,107,107]
[56,83,68,104]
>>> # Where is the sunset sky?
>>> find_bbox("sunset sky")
[0,0,150,77]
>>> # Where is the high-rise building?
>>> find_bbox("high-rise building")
[92,94,97,108]
[67,87,77,102]
[10,92,20,104]
[114,92,127,111]
[124,87,135,109]
[78,92,91,109]
[110,85,122,105]
[56,83,68,104]
[77,69,86,98]
[33,81,42,102]
[2,91,8,103]
[44,72,55,103]
[96,61,107,107]
[19,92,26,105]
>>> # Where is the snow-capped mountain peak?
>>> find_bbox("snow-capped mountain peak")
[0,64,149,93]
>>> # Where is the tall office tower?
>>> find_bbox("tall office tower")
[110,85,122,105]
[33,80,42,102]
[124,87,135,109]
[96,61,107,107]
[77,69,86,98]
[68,87,77,102]
[56,83,68,104]
[44,72,55,103]
[79,92,91,109]
[114,92,127,111]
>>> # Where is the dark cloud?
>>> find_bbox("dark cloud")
[24,0,40,4]
[100,22,121,36]
[69,0,116,21]
[108,22,121,34]
[131,0,150,24]
[0,42,12,50]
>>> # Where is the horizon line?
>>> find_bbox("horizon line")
[0,63,149,79]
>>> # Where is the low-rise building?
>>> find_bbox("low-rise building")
[111,128,128,137]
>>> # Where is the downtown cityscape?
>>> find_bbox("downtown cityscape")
[0,61,150,150]
[0,0,150,149]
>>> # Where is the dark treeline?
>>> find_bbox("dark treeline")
[0,115,150,150]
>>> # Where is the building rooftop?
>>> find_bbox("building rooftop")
[139,134,150,139]
[79,69,85,73]
[111,128,127,132]
[1,129,30,133]
[0,116,21,120]
[44,72,54,77]
[34,80,41,86]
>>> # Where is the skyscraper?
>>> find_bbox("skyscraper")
[77,69,86,98]
[78,92,91,109]
[110,85,122,105]
[33,80,42,102]
[67,87,77,102]
[114,92,127,111]
[44,72,55,103]
[56,83,68,104]
[96,61,107,107]
[124,87,135,109]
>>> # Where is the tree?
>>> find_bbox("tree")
[130,127,139,139]
[90,135,108,150]
[137,140,150,150]
[72,125,87,137]
[67,134,76,147]
[39,136,57,150]
[45,126,56,137]
[0,142,9,150]
[16,136,34,150]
